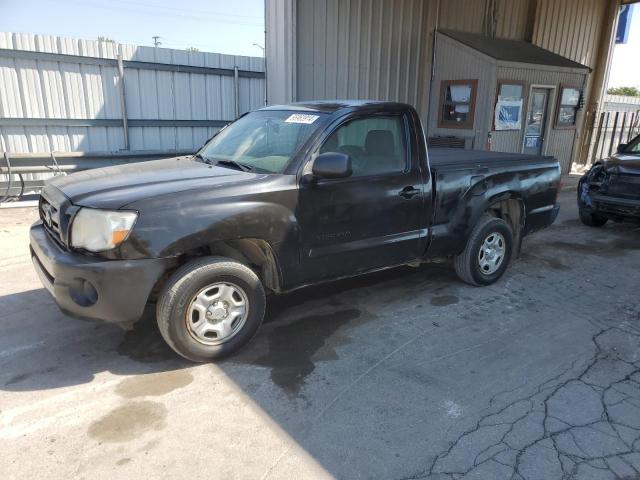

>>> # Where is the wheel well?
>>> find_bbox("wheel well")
[148,239,281,302]
[485,197,524,256]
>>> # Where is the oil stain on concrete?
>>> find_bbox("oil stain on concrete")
[240,308,362,396]
[430,294,459,306]
[115,370,193,398]
[87,401,167,442]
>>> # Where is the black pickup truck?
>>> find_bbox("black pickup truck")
[30,101,560,361]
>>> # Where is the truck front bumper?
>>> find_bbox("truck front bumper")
[30,222,172,325]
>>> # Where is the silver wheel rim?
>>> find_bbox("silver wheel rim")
[185,282,249,345]
[478,232,506,275]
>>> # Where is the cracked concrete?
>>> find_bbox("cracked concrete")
[1,189,639,479]
[423,327,640,480]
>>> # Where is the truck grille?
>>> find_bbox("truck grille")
[607,174,640,198]
[39,196,64,246]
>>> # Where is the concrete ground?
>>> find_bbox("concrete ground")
[1,188,639,480]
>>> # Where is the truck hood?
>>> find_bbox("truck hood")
[600,152,640,175]
[48,156,258,209]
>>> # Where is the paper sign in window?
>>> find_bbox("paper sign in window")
[495,99,523,131]
[285,114,320,124]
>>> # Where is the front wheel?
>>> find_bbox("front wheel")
[454,216,514,286]
[157,257,266,362]
[579,207,608,227]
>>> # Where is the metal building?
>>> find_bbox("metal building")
[265,0,626,173]
[0,33,265,155]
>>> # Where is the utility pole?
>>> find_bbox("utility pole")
[152,36,162,47]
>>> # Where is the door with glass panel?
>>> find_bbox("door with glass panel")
[523,88,551,155]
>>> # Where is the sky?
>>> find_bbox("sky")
[608,4,639,89]
[0,0,265,57]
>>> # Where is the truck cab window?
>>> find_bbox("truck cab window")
[319,116,407,177]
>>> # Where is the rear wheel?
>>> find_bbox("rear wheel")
[454,216,514,286]
[157,257,266,362]
[579,207,608,227]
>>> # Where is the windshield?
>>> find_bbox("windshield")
[622,134,640,154]
[199,110,327,173]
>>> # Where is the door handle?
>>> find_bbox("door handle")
[399,186,421,199]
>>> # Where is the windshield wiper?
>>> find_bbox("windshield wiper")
[215,159,253,172]
[193,152,213,164]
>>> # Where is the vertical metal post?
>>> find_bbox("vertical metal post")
[618,112,627,147]
[590,112,605,165]
[263,0,268,106]
[117,54,130,151]
[597,112,609,161]
[628,112,637,142]
[0,152,13,204]
[608,112,619,156]
[579,109,595,166]
[234,66,240,119]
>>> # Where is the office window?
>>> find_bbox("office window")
[494,81,525,131]
[556,86,581,128]
[438,79,478,129]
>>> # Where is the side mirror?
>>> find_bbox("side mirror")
[311,152,352,179]
[617,143,628,153]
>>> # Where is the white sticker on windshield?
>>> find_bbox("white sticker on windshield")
[285,113,320,124]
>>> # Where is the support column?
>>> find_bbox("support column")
[265,0,297,105]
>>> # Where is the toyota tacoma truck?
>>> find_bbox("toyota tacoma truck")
[30,101,561,362]
[578,133,640,226]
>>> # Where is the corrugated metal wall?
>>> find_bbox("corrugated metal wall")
[604,94,640,113]
[532,0,607,69]
[0,32,265,154]
[295,0,438,119]
[438,0,486,35]
[495,0,531,40]
[439,0,530,39]
[266,0,296,105]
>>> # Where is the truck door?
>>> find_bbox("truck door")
[297,113,426,283]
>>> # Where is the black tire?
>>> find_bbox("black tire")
[156,256,266,362]
[454,216,514,286]
[579,207,608,227]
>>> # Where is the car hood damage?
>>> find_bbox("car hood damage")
[598,153,640,175]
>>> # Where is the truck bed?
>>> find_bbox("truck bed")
[429,148,556,169]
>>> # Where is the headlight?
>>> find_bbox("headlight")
[71,208,138,252]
